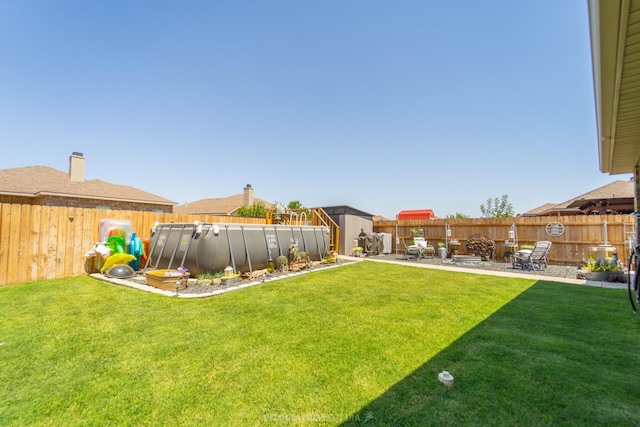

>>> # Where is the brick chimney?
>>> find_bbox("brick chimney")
[69,152,85,182]
[243,184,254,206]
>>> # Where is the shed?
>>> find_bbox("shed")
[397,209,435,220]
[321,205,374,255]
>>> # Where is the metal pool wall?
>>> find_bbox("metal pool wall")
[145,222,331,276]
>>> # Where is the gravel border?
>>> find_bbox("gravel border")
[106,259,357,297]
[365,253,602,281]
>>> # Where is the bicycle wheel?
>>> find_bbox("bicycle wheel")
[628,248,639,314]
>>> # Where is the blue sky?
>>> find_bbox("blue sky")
[0,0,630,219]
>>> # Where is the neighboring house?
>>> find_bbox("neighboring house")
[173,184,273,215]
[521,203,563,217]
[522,180,634,216]
[0,152,175,212]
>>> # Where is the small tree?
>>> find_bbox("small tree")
[480,194,514,218]
[445,212,470,219]
[286,200,312,222]
[411,228,423,237]
[235,202,267,218]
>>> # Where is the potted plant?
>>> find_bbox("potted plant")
[220,272,240,285]
[580,256,623,281]
[197,271,224,285]
[196,271,216,286]
[212,271,224,285]
[437,242,447,259]
[276,255,289,272]
[324,251,338,264]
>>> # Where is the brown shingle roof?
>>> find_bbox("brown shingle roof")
[562,180,633,208]
[520,203,563,216]
[522,180,633,216]
[174,195,273,215]
[0,166,175,205]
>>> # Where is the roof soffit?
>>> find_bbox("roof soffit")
[591,0,640,174]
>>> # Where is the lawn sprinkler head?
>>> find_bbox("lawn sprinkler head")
[438,371,454,387]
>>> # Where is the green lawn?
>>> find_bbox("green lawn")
[1,261,638,426]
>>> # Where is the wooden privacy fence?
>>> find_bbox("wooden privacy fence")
[1,203,637,286]
[374,214,638,266]
[0,203,266,286]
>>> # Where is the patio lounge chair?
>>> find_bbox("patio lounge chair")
[413,237,436,258]
[402,238,422,260]
[512,240,552,271]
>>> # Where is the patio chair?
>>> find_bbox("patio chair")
[512,241,552,271]
[413,237,436,258]
[402,238,422,260]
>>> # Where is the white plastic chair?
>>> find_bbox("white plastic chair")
[413,237,436,258]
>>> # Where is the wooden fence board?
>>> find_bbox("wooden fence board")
[61,207,73,279]
[55,206,66,280]
[73,208,85,275]
[72,207,84,277]
[30,205,41,282]
[46,206,59,281]
[37,205,50,283]
[80,208,93,274]
[5,204,21,285]
[0,204,10,284]
[18,204,32,283]
[74,208,86,277]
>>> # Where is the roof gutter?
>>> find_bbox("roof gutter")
[589,0,630,174]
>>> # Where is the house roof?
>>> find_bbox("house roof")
[564,179,633,207]
[174,195,273,215]
[522,180,633,216]
[0,166,175,205]
[520,203,568,217]
[321,205,375,218]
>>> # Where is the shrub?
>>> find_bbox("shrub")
[276,255,289,272]
[583,257,621,272]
